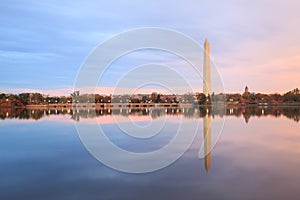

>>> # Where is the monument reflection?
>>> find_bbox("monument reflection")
[203,114,211,172]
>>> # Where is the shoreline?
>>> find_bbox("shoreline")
[1,102,300,110]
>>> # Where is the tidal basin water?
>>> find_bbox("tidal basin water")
[0,107,299,200]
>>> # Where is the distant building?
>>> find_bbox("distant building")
[245,86,249,93]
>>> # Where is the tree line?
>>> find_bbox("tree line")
[0,88,299,107]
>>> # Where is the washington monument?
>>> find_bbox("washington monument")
[203,38,211,97]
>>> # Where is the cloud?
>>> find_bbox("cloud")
[0,0,299,93]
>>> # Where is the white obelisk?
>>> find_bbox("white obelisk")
[203,39,211,97]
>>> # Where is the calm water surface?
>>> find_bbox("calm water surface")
[0,107,299,200]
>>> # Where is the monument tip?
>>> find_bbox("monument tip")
[204,38,209,44]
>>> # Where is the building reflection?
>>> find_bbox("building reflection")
[0,106,299,123]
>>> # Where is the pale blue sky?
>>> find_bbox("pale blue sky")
[1,0,299,94]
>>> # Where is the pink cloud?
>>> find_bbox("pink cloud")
[2,86,177,96]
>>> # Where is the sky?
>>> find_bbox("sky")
[0,0,299,95]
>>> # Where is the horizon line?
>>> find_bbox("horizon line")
[1,86,299,96]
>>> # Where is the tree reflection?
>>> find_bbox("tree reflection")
[0,106,299,123]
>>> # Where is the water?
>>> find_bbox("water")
[0,107,299,200]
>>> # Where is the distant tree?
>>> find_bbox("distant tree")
[95,94,104,103]
[196,93,206,105]
[283,88,300,102]
[226,93,242,103]
[269,93,283,103]
[141,96,149,103]
[213,93,226,102]
[151,92,158,101]
[210,92,215,101]
[18,93,30,105]
[32,93,43,104]
[154,94,161,103]
[103,96,111,103]
[130,98,140,103]
[182,94,195,104]
[0,93,5,99]
[60,96,67,104]
[71,91,80,103]
[242,91,251,104]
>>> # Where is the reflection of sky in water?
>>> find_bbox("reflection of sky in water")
[0,114,300,200]
[101,118,182,153]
